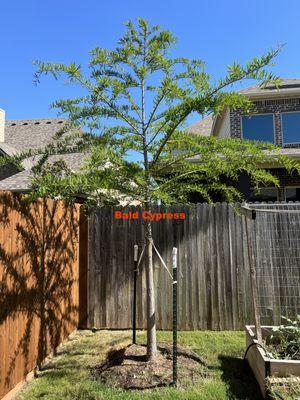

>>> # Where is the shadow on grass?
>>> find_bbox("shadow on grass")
[218,355,263,400]
[41,334,131,375]
[55,333,130,358]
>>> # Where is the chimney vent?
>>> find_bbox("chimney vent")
[0,109,5,142]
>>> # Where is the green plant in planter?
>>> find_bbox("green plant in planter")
[267,316,300,360]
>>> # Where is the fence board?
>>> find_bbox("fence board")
[87,203,300,331]
[0,192,80,399]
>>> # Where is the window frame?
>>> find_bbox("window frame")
[240,113,276,144]
[284,186,300,202]
[249,186,279,202]
[280,111,300,145]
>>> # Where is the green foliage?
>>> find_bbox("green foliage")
[267,316,300,360]
[2,19,298,206]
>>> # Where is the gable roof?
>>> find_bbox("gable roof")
[186,115,213,136]
[3,118,68,152]
[0,152,87,192]
[0,118,88,192]
[0,170,31,192]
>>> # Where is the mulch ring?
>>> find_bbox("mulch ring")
[91,343,209,390]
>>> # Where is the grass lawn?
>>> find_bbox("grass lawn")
[15,330,263,400]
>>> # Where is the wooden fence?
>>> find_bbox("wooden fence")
[0,192,80,399]
[87,203,300,331]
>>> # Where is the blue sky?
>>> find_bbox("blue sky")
[1,0,300,123]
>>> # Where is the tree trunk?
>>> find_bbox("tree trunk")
[145,218,157,360]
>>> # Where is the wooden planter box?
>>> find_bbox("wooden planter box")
[245,325,300,398]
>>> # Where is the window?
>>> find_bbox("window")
[249,187,278,202]
[241,114,274,143]
[281,112,300,144]
[285,187,300,202]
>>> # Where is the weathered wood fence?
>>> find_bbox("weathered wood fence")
[87,203,300,331]
[1,197,299,398]
[0,192,80,399]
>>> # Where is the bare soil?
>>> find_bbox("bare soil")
[91,343,209,390]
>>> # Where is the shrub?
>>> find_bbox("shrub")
[267,316,300,360]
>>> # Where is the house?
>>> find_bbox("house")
[0,110,138,205]
[2,77,300,202]
[0,109,87,192]
[187,79,300,202]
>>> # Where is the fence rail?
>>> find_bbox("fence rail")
[87,203,300,331]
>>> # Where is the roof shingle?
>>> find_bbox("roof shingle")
[185,115,213,136]
[238,78,300,97]
[0,118,88,191]
[4,118,67,151]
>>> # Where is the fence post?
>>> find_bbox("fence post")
[245,214,262,344]
[172,247,178,387]
[133,245,138,344]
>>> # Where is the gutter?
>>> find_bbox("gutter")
[243,89,300,101]
[189,150,300,167]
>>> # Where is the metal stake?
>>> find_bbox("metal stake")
[172,247,178,387]
[133,244,138,344]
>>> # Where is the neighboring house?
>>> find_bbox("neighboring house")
[187,79,300,202]
[2,76,300,202]
[0,109,87,192]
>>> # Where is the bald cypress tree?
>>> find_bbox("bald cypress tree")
[5,20,298,360]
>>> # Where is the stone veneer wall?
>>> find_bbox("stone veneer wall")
[230,97,300,148]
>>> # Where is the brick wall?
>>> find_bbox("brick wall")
[255,169,300,201]
[230,97,300,148]
[271,168,300,187]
